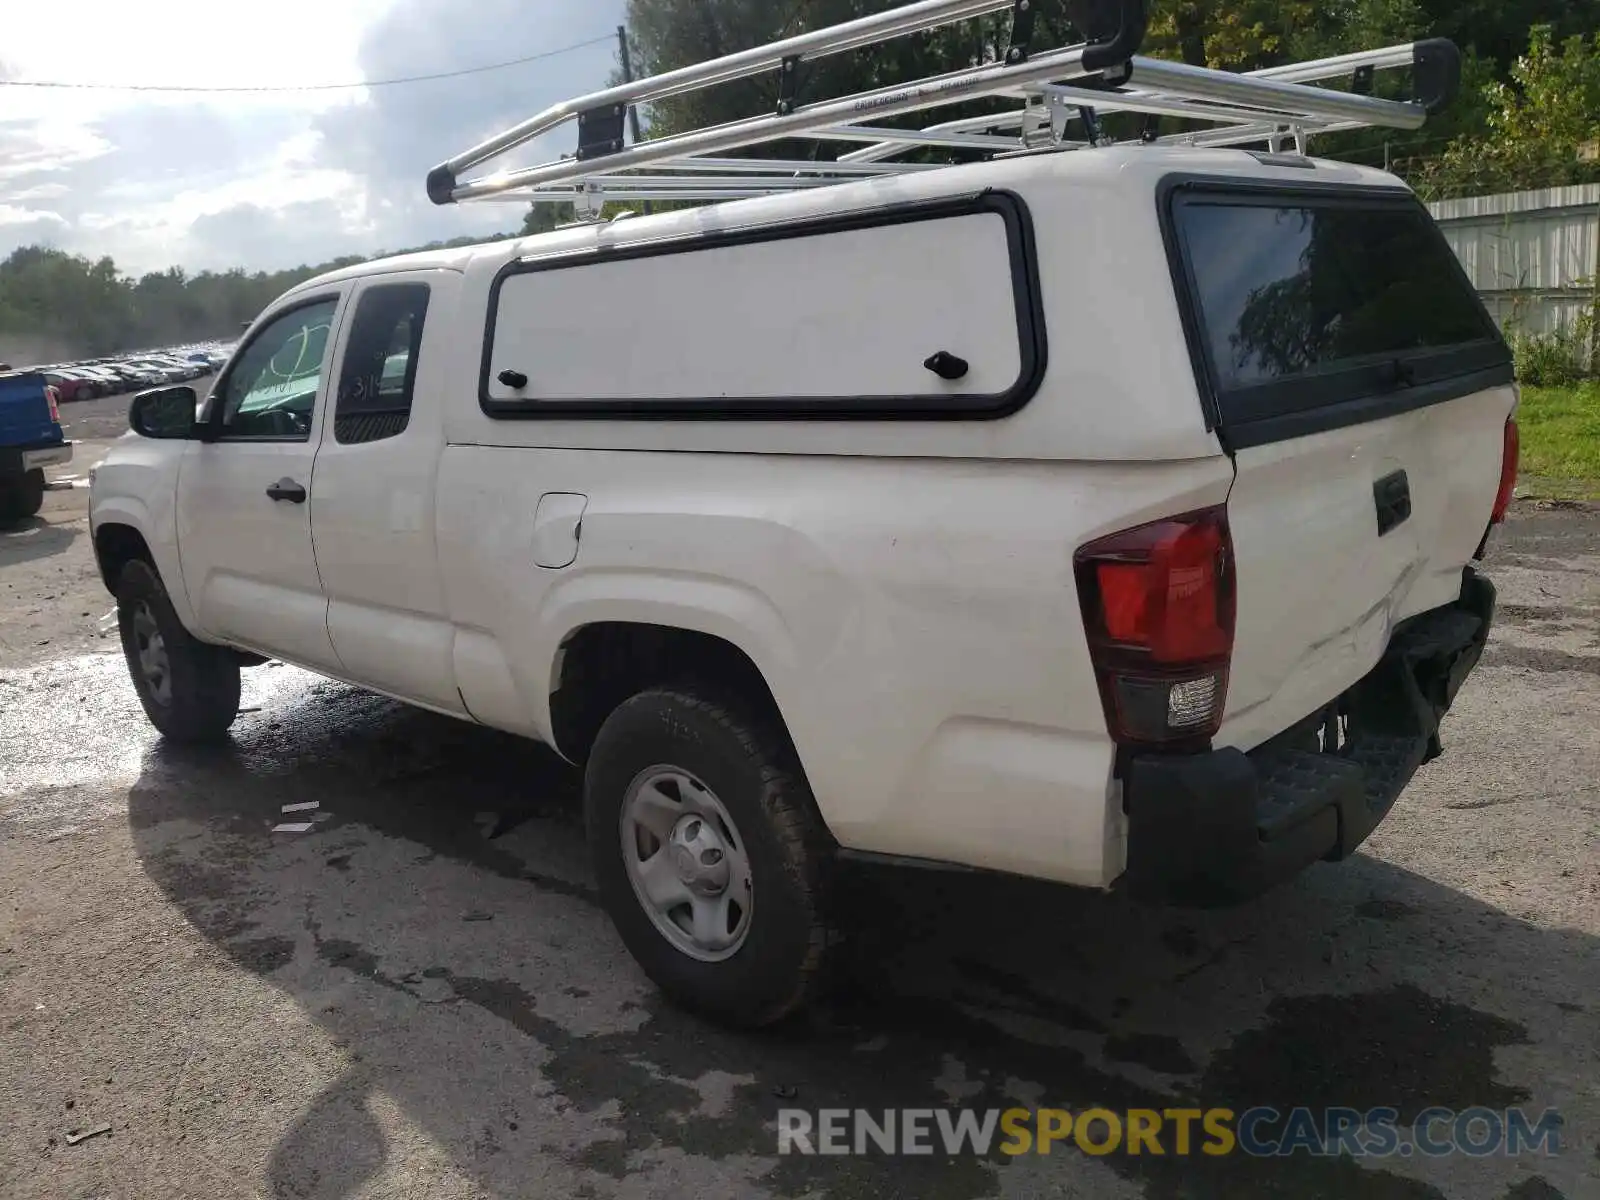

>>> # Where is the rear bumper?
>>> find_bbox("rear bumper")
[22,443,73,470]
[2,437,72,476]
[1121,568,1496,907]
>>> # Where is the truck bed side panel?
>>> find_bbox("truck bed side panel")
[435,447,1234,886]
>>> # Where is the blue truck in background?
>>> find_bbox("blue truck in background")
[0,370,73,524]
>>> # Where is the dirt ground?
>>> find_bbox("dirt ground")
[0,388,183,669]
[1,396,1597,1199]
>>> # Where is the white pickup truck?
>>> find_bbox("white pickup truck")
[88,10,1518,1027]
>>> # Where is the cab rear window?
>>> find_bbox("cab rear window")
[1165,182,1512,448]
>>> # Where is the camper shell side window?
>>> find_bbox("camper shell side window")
[478,192,1047,421]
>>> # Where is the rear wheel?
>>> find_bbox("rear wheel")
[0,469,45,524]
[585,688,833,1028]
[116,559,241,742]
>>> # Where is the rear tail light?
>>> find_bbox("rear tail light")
[45,385,60,424]
[1491,417,1519,524]
[1074,506,1236,747]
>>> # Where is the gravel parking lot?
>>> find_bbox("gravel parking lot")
[1,395,1596,1199]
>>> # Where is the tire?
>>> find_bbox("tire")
[14,469,44,519]
[586,688,834,1028]
[115,559,241,743]
[0,469,43,524]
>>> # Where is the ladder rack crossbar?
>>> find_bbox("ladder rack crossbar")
[1034,83,1342,129]
[838,111,1033,164]
[617,156,950,176]
[793,125,1036,151]
[467,182,852,204]
[1160,118,1366,150]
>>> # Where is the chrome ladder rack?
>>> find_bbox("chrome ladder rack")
[425,0,1460,216]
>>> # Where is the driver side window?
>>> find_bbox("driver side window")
[213,297,340,441]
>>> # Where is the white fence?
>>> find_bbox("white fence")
[1428,184,1600,338]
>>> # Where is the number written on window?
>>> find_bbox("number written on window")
[335,283,431,445]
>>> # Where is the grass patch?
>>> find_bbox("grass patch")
[1515,384,1600,500]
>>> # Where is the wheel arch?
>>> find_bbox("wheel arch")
[93,520,156,594]
[90,497,201,634]
[548,621,797,770]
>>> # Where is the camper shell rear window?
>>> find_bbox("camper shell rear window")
[479,192,1046,421]
[1161,178,1512,449]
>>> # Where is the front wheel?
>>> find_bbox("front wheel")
[116,559,241,742]
[585,688,834,1028]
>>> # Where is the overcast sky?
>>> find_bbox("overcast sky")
[0,0,625,275]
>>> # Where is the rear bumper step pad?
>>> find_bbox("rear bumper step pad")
[1121,568,1495,907]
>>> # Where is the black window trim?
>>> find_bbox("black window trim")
[205,292,343,445]
[478,189,1048,422]
[333,281,433,446]
[1156,173,1514,452]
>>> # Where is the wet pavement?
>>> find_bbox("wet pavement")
[1,507,1597,1200]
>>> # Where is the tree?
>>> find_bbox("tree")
[1148,0,1320,70]
[520,204,577,236]
[1412,26,1600,199]
[0,232,519,365]
[1413,0,1600,76]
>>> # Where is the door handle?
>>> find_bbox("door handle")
[266,478,307,504]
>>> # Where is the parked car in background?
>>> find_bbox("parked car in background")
[125,361,189,384]
[71,369,113,397]
[45,371,102,401]
[114,364,166,387]
[146,356,203,381]
[99,366,150,391]
[8,348,234,397]
[77,367,125,392]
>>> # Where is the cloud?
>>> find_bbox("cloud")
[184,199,367,269]
[5,183,70,202]
[0,116,111,186]
[0,0,624,275]
[312,0,624,247]
[318,0,621,184]
[0,204,65,227]
[0,205,68,255]
[0,101,343,271]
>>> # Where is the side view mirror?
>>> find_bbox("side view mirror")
[129,386,200,439]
